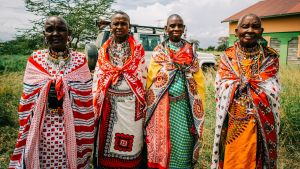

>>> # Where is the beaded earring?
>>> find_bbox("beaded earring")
[67,36,72,48]
[44,37,48,46]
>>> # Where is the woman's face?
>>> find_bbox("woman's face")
[165,16,185,42]
[110,14,130,41]
[235,15,263,48]
[44,17,69,51]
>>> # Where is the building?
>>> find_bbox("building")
[223,0,300,65]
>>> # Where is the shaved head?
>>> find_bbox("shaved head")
[165,14,185,42]
[235,13,264,47]
[237,13,261,28]
[167,14,184,25]
[45,16,70,31]
[111,10,130,24]
[44,16,70,51]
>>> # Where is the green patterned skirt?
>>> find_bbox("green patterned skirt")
[169,71,194,169]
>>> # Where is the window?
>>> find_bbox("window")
[139,34,161,51]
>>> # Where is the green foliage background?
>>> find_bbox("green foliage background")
[0,0,115,56]
[0,35,44,55]
[0,55,299,168]
[24,0,114,49]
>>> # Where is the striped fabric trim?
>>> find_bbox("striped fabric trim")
[9,50,95,169]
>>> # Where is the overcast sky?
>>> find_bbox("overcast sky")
[0,0,259,48]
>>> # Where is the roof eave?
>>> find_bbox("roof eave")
[221,12,300,23]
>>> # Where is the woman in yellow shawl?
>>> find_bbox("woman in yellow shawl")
[145,14,205,169]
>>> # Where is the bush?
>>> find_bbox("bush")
[0,55,28,73]
[0,35,44,55]
[206,46,215,51]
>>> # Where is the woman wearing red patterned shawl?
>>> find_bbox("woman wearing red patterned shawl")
[92,11,147,168]
[211,14,280,169]
[145,14,206,169]
[9,16,94,169]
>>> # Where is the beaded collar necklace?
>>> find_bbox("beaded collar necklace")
[47,48,71,68]
[108,37,131,66]
[167,39,184,52]
[236,42,264,84]
[49,48,70,59]
[237,43,260,59]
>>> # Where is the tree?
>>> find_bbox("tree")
[206,46,215,51]
[24,0,114,49]
[216,36,228,51]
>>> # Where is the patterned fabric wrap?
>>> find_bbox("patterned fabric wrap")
[92,35,147,168]
[93,35,146,119]
[211,46,280,169]
[146,42,205,169]
[9,50,95,169]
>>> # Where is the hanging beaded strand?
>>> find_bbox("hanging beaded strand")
[237,43,263,77]
[227,43,264,121]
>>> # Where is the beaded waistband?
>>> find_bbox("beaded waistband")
[169,92,188,102]
[107,88,133,97]
[48,107,64,115]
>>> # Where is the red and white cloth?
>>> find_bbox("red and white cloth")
[39,110,67,169]
[93,36,147,168]
[9,50,95,169]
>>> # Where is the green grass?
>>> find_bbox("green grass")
[198,68,217,168]
[0,72,23,168]
[0,56,299,168]
[0,55,28,73]
[277,66,300,169]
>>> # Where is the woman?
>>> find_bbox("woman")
[92,11,147,168]
[145,14,205,169]
[211,14,280,169]
[9,16,94,169]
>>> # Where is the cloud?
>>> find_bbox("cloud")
[113,0,173,10]
[114,0,259,47]
[0,0,259,47]
[0,0,38,41]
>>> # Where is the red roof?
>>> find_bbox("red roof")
[223,0,300,22]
